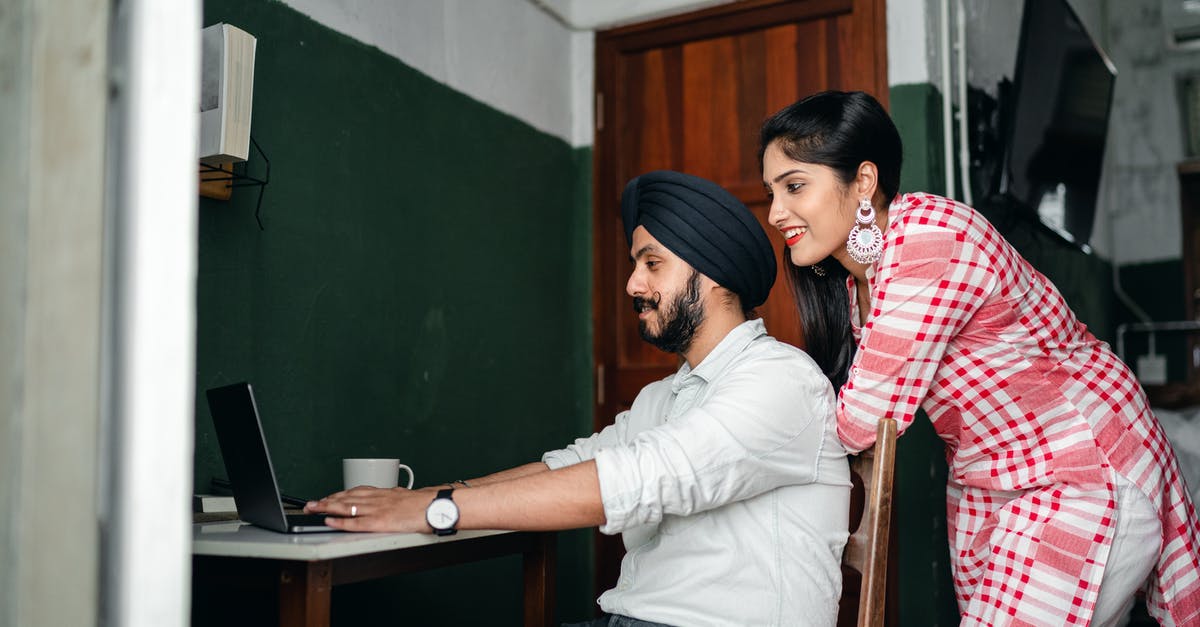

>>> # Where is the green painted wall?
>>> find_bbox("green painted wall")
[891,83,947,199]
[193,1,593,624]
[888,83,961,627]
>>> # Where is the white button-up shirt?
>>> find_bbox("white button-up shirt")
[543,319,850,627]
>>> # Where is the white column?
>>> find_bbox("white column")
[1,0,110,625]
[102,1,201,626]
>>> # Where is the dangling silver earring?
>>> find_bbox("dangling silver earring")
[846,198,883,265]
[811,263,827,277]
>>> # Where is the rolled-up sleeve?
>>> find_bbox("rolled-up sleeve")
[596,358,833,535]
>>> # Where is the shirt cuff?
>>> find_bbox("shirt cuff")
[540,448,581,470]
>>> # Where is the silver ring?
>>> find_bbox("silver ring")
[350,505,358,518]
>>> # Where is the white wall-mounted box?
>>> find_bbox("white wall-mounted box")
[199,23,256,165]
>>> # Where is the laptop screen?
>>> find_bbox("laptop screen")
[205,382,292,532]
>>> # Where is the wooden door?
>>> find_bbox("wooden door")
[592,0,889,618]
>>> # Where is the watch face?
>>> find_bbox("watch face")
[426,497,459,530]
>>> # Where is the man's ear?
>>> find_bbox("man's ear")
[712,284,741,312]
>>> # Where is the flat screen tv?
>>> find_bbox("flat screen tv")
[998,0,1117,252]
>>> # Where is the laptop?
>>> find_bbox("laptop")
[206,382,340,533]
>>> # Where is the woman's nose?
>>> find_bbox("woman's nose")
[767,195,786,228]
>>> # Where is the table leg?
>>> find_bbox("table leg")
[279,560,333,627]
[523,532,557,627]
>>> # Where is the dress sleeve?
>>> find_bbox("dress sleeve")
[595,355,836,535]
[837,223,997,452]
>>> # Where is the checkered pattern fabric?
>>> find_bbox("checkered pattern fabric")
[837,193,1200,625]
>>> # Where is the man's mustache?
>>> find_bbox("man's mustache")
[632,293,662,314]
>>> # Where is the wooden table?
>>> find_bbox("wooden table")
[192,522,555,626]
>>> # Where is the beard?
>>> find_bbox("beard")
[632,270,705,355]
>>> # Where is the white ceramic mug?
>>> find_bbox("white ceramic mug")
[342,458,414,490]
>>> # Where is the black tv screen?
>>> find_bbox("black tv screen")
[1000,0,1116,251]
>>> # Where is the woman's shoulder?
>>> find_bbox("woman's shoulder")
[891,192,977,226]
[889,192,1000,242]
[885,193,1016,276]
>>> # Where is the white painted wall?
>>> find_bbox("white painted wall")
[888,0,933,86]
[538,0,731,29]
[1102,0,1199,264]
[280,0,591,146]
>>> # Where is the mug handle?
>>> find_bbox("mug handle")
[397,464,415,490]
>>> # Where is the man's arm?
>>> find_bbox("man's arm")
[304,460,604,533]
[418,410,635,494]
[421,461,550,491]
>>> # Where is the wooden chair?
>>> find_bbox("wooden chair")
[840,418,898,627]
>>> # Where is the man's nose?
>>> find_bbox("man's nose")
[626,268,645,298]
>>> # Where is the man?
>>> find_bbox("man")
[305,170,850,627]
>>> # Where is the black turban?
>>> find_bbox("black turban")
[621,170,777,309]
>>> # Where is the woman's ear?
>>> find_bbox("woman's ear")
[854,161,879,200]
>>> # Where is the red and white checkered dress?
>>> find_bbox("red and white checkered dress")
[837,192,1200,626]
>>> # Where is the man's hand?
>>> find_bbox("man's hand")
[304,486,432,533]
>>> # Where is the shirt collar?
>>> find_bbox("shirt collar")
[671,318,766,392]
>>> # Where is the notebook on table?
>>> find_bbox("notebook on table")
[205,381,340,533]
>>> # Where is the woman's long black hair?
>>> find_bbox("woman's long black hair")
[784,257,856,390]
[759,90,903,390]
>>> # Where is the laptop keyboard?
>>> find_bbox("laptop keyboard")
[286,513,334,526]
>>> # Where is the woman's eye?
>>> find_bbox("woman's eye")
[786,182,803,193]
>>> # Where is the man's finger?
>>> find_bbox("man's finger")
[324,515,356,531]
[326,514,390,532]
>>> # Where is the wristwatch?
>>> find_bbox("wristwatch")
[425,488,459,536]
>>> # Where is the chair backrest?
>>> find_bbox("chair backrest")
[841,418,898,627]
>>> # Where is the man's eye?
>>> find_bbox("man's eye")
[646,261,659,269]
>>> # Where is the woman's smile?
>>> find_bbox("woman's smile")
[782,226,808,246]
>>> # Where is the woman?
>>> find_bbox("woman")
[760,90,1200,626]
